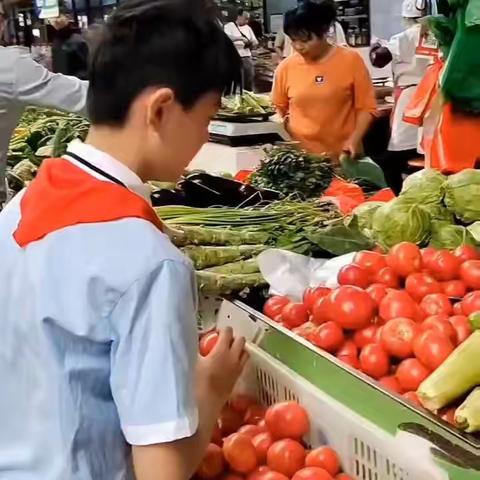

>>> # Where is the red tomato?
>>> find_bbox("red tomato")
[336,340,358,358]
[231,394,257,415]
[239,425,264,439]
[420,293,453,317]
[428,250,461,281]
[247,469,289,480]
[265,402,310,440]
[310,322,345,353]
[222,474,244,480]
[211,422,222,446]
[335,475,354,480]
[354,250,387,275]
[448,315,472,344]
[305,447,340,476]
[421,247,438,270]
[373,267,401,288]
[405,273,441,302]
[441,280,467,299]
[379,375,404,394]
[386,242,422,278]
[453,301,464,315]
[328,286,376,330]
[304,287,331,313]
[219,406,244,436]
[338,264,370,289]
[264,296,290,320]
[359,344,390,379]
[453,245,480,263]
[293,322,317,341]
[197,443,225,479]
[200,331,219,357]
[461,291,480,316]
[379,290,418,322]
[413,330,455,371]
[460,260,480,290]
[244,405,267,425]
[353,325,379,349]
[403,391,422,407]
[422,315,457,344]
[282,303,309,329]
[267,439,306,478]
[257,419,268,432]
[252,432,274,463]
[337,353,360,369]
[395,358,431,391]
[366,283,389,306]
[292,467,334,480]
[440,407,457,426]
[312,295,333,326]
[223,433,258,474]
[380,318,418,359]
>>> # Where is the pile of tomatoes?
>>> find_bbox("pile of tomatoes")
[196,397,353,480]
[263,243,480,411]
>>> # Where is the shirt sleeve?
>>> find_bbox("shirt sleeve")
[335,22,347,46]
[13,49,88,116]
[272,62,289,116]
[109,259,199,446]
[248,26,259,48]
[224,22,243,43]
[352,53,377,115]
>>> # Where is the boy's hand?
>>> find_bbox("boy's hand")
[197,327,248,407]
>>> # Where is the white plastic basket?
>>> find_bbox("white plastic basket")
[237,344,449,480]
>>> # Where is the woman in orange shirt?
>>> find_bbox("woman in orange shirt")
[272,0,377,158]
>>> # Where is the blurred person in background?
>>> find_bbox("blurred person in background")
[272,0,376,157]
[49,6,89,79]
[0,4,88,208]
[370,0,429,194]
[224,8,258,90]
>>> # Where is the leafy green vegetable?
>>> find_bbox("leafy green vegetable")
[444,169,480,223]
[182,245,265,270]
[351,202,384,239]
[305,220,374,256]
[340,156,387,188]
[467,222,480,243]
[372,198,431,249]
[196,271,267,295]
[400,168,446,206]
[422,204,454,224]
[429,222,475,249]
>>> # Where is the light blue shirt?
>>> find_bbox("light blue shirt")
[0,151,199,479]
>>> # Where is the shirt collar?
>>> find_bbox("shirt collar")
[64,141,152,204]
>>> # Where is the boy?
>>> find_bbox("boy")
[0,1,246,479]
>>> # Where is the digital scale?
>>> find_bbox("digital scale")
[189,118,290,175]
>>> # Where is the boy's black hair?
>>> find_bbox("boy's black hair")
[284,0,337,41]
[87,0,242,126]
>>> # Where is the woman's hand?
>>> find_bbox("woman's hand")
[342,137,361,159]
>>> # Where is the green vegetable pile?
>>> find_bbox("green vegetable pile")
[353,168,480,250]
[250,146,336,199]
[7,107,89,192]
[219,91,274,116]
[157,200,342,295]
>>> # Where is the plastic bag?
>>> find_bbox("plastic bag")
[323,178,365,203]
[340,156,387,188]
[441,10,480,113]
[466,0,480,25]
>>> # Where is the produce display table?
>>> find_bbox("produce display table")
[217,299,480,480]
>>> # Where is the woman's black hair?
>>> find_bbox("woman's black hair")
[87,0,242,125]
[284,0,337,40]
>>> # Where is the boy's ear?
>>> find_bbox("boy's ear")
[146,87,175,131]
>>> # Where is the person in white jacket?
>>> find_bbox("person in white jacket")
[370,0,430,194]
[224,9,258,90]
[0,7,88,207]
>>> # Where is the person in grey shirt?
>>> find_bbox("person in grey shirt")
[0,8,88,206]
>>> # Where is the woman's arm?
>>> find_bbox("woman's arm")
[271,63,289,118]
[343,111,373,157]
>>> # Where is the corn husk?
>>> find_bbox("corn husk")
[418,331,480,411]
[455,387,480,433]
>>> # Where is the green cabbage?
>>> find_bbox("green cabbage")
[430,222,475,249]
[351,201,384,239]
[372,198,431,249]
[422,204,455,224]
[445,169,480,223]
[400,169,446,206]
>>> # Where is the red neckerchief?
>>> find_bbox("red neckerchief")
[14,158,162,248]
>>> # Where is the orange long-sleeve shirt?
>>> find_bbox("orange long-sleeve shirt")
[272,47,377,155]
